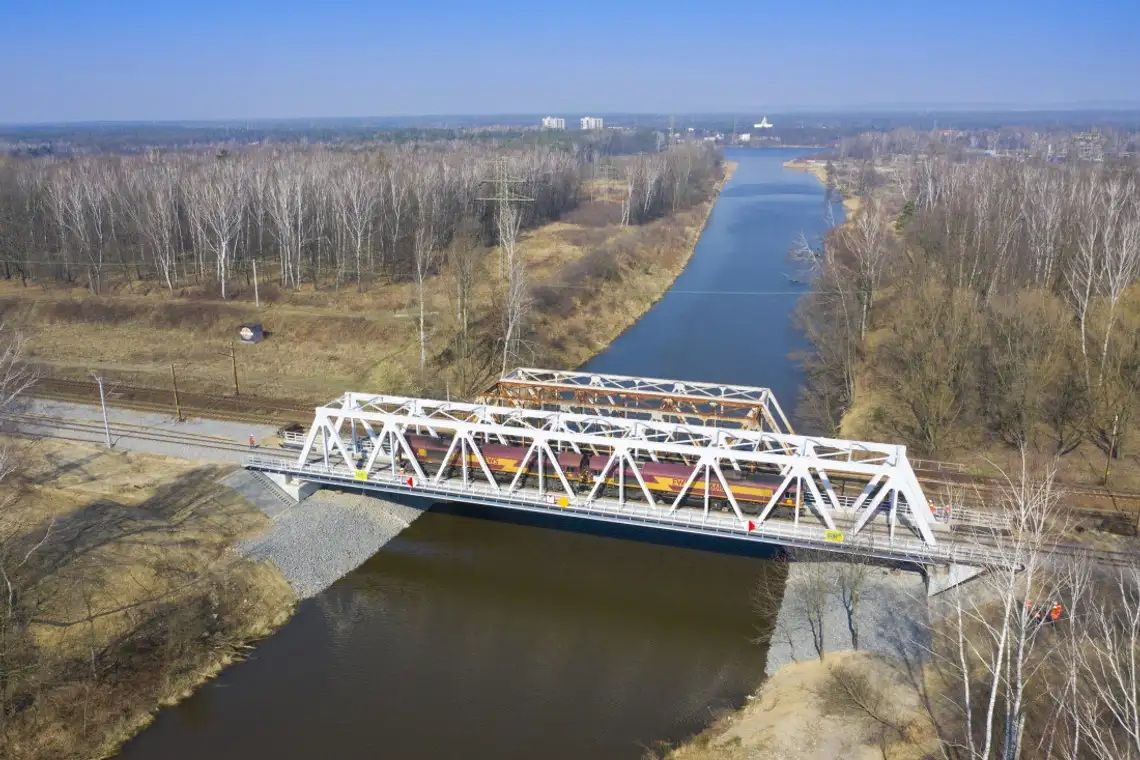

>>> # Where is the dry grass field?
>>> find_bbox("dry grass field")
[0,439,293,759]
[0,171,730,405]
[665,651,939,760]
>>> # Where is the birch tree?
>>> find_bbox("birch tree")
[926,462,1067,760]
[496,202,529,374]
[130,160,180,292]
[336,163,380,290]
[186,158,246,298]
[410,164,443,372]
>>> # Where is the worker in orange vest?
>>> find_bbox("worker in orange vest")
[248,434,256,450]
[1049,602,1063,622]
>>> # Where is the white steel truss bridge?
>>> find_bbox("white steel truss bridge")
[247,386,1017,588]
[480,368,794,433]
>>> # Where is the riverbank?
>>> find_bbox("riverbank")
[231,469,428,598]
[667,650,939,759]
[661,561,933,759]
[783,158,861,217]
[0,161,730,404]
[553,160,737,370]
[0,439,294,760]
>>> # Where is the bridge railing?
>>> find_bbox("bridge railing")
[269,392,961,550]
[246,454,1015,568]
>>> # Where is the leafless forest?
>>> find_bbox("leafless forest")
[801,147,1140,481]
[0,142,720,394]
[0,142,716,295]
[766,469,1140,759]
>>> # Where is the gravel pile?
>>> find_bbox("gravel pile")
[224,470,425,598]
[764,562,930,676]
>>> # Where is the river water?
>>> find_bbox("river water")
[120,148,841,759]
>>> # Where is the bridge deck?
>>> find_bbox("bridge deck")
[246,453,1014,569]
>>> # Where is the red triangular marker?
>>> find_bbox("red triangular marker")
[747,521,756,532]
[406,477,414,487]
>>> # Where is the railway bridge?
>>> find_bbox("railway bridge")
[246,369,1018,594]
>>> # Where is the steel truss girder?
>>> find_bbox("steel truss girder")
[294,391,939,547]
[246,454,1015,570]
[482,367,794,434]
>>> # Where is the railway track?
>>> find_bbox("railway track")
[23,375,1140,530]
[11,408,1135,571]
[4,410,293,459]
[32,376,313,426]
[918,471,1140,528]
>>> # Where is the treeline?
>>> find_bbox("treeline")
[0,122,669,157]
[0,144,583,296]
[833,126,1140,162]
[801,156,1140,478]
[0,141,718,297]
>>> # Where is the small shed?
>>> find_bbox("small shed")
[238,323,265,344]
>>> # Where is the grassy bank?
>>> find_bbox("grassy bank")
[535,160,736,369]
[783,158,861,217]
[0,163,731,405]
[0,440,294,759]
[664,651,938,760]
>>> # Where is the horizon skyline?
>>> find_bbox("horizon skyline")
[7,101,1140,128]
[3,1,1138,123]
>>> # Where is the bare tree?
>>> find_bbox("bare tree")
[874,284,980,456]
[446,221,483,393]
[496,203,529,374]
[834,559,873,650]
[129,159,180,292]
[185,157,246,298]
[839,201,891,340]
[336,163,381,290]
[0,326,41,742]
[410,164,443,372]
[924,460,1066,760]
[265,157,309,289]
[781,557,834,662]
[1073,566,1140,760]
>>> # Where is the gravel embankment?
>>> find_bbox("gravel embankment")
[225,470,425,598]
[764,562,930,676]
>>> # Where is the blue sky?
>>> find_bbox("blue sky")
[1,0,1138,122]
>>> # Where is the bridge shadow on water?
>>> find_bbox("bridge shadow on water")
[324,483,786,561]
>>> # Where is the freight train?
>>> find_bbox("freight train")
[402,434,798,514]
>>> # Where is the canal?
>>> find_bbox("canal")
[119,147,843,759]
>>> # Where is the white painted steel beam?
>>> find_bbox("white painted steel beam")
[288,392,942,548]
[486,367,795,434]
[244,453,1016,571]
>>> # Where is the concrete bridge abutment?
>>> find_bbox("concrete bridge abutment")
[264,472,319,501]
[924,563,987,596]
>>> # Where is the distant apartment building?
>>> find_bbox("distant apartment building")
[579,116,604,130]
[1072,131,1105,162]
[541,116,565,130]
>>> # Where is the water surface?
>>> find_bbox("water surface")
[120,147,840,760]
